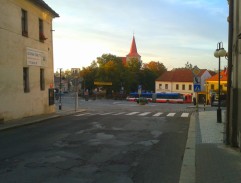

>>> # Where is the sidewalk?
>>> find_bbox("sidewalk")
[180,109,241,183]
[0,105,86,131]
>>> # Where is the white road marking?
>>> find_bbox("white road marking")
[74,113,92,116]
[181,113,189,117]
[139,112,151,116]
[99,112,114,115]
[74,112,189,118]
[167,113,176,117]
[112,112,126,115]
[126,112,140,115]
[153,112,163,117]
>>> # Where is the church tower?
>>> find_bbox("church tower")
[126,36,141,63]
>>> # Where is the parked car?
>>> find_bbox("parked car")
[211,100,226,107]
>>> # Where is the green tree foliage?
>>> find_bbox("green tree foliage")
[57,54,168,95]
[142,61,167,78]
[125,58,142,92]
[184,61,193,69]
[141,61,167,91]
[80,61,98,91]
[95,54,125,92]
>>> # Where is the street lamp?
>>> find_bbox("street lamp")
[214,42,226,123]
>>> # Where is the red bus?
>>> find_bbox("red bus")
[126,92,192,103]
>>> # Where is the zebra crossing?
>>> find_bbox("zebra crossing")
[74,111,190,118]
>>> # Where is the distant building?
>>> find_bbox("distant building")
[120,36,141,65]
[54,75,69,92]
[0,0,59,121]
[206,69,227,94]
[155,69,213,101]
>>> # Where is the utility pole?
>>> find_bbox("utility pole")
[71,68,80,112]
[59,68,62,110]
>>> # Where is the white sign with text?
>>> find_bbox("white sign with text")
[26,47,48,67]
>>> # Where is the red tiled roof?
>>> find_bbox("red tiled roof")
[198,69,206,77]
[156,69,193,82]
[206,70,227,82]
[208,70,217,76]
[127,36,140,57]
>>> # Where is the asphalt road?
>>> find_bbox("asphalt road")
[0,99,193,183]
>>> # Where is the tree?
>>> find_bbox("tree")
[80,61,98,92]
[138,61,167,92]
[142,61,167,78]
[139,68,156,92]
[184,61,193,69]
[61,53,169,96]
[95,54,126,92]
[126,58,142,72]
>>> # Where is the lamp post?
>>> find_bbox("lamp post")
[214,42,226,123]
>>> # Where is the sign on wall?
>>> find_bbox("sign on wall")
[26,47,48,67]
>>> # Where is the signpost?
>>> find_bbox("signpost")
[192,66,201,111]
[138,85,142,103]
[138,85,142,95]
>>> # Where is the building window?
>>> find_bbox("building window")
[23,67,29,93]
[40,68,45,90]
[189,84,192,90]
[39,19,46,42]
[211,84,214,90]
[165,84,168,89]
[176,84,179,90]
[21,9,28,37]
[159,84,162,89]
[182,84,185,90]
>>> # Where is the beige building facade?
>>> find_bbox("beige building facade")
[155,69,212,98]
[0,0,59,121]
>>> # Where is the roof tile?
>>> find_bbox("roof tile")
[156,69,193,82]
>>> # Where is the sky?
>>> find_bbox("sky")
[43,0,229,71]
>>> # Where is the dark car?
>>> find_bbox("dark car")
[211,100,226,107]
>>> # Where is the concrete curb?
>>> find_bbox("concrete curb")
[179,112,197,183]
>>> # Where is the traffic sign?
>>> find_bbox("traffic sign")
[192,66,200,76]
[193,76,201,84]
[138,85,142,95]
[194,84,201,92]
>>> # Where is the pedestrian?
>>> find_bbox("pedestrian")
[211,94,215,106]
[84,89,89,101]
[193,97,196,106]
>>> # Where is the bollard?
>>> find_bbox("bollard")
[59,103,62,110]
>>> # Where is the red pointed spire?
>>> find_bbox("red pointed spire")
[127,36,140,57]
